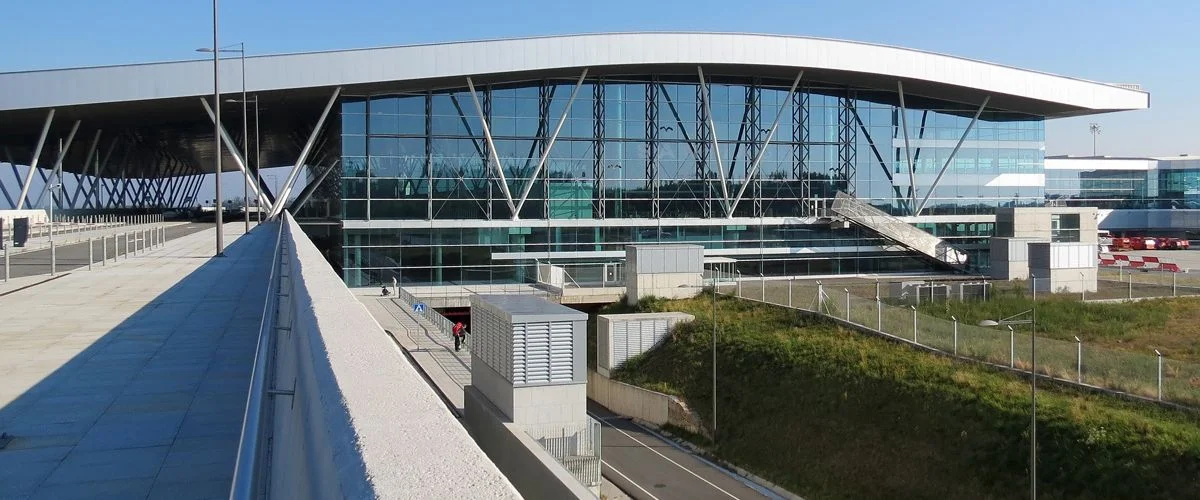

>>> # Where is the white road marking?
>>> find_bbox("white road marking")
[590,411,744,500]
[603,459,661,500]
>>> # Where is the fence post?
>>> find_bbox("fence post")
[1173,272,1177,297]
[788,278,793,308]
[761,274,766,302]
[125,232,130,259]
[50,240,56,276]
[1156,350,1163,401]
[1128,277,1133,301]
[876,296,882,331]
[844,288,851,322]
[1080,271,1086,301]
[102,235,107,265]
[88,238,93,271]
[817,281,824,314]
[952,316,958,356]
[736,271,742,297]
[3,243,7,283]
[1075,336,1082,383]
[911,305,917,343]
[1009,326,1016,368]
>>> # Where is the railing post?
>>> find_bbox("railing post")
[3,243,7,283]
[1156,350,1163,401]
[844,288,851,322]
[125,232,130,259]
[102,235,107,265]
[88,238,93,271]
[1009,326,1016,368]
[1075,336,1082,383]
[952,316,958,356]
[50,240,56,275]
[876,296,882,331]
[911,305,917,343]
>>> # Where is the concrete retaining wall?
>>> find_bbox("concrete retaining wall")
[273,214,520,499]
[587,371,709,438]
[465,386,597,499]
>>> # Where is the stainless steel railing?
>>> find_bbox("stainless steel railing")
[228,219,287,500]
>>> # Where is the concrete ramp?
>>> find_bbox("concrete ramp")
[830,191,968,268]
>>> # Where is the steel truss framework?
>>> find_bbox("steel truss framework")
[341,73,1008,223]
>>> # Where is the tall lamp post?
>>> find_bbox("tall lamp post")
[198,41,248,232]
[980,308,1037,497]
[1089,123,1101,156]
[207,0,223,256]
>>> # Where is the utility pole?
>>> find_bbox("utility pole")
[1089,123,1101,156]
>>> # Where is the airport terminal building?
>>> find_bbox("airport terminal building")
[0,33,1149,287]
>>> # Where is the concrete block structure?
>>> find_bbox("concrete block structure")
[1029,242,1099,293]
[625,244,704,305]
[991,207,1099,288]
[469,294,588,426]
[596,312,694,377]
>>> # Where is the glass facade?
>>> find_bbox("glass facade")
[332,75,1046,287]
[1046,157,1200,209]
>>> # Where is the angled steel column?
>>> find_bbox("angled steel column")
[37,121,81,210]
[199,97,273,213]
[269,86,341,218]
[466,77,516,218]
[593,80,606,219]
[646,78,660,219]
[16,109,55,209]
[88,137,119,209]
[0,148,19,208]
[289,160,340,213]
[697,67,731,216]
[915,96,991,215]
[729,71,803,216]
[696,83,712,218]
[794,90,812,215]
[69,129,102,207]
[514,69,588,218]
[897,81,918,213]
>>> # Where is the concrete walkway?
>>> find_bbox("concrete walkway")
[0,223,274,500]
[359,295,471,413]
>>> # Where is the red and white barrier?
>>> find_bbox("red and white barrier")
[1098,253,1186,272]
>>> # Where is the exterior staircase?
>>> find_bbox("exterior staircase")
[829,191,968,268]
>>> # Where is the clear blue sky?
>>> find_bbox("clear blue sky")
[2,0,1196,160]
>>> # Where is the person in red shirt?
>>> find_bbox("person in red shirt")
[452,321,466,352]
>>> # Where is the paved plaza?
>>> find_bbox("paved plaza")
[0,223,273,500]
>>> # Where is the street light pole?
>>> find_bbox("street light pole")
[210,0,224,257]
[254,96,262,223]
[240,42,248,233]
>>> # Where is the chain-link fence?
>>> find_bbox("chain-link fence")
[719,278,1200,408]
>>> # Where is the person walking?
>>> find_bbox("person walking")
[452,321,466,352]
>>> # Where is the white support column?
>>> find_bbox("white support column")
[897,81,917,214]
[728,71,803,216]
[697,67,731,216]
[513,69,589,218]
[17,109,56,209]
[914,96,991,215]
[199,97,273,214]
[269,86,342,218]
[466,77,517,218]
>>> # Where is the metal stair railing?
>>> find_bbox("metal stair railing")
[830,191,967,266]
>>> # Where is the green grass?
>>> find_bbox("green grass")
[609,293,1200,500]
[914,281,1200,363]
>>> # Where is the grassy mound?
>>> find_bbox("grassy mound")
[915,284,1200,362]
[611,294,1200,499]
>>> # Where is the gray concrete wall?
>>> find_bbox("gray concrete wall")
[586,371,709,438]
[464,386,597,500]
[274,214,520,499]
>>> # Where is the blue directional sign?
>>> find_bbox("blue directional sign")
[413,302,426,313]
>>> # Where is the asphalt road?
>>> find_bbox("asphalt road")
[589,401,772,500]
[2,223,214,278]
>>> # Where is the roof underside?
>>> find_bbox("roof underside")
[0,32,1149,177]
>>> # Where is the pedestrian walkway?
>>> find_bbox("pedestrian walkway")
[359,294,471,413]
[0,223,274,500]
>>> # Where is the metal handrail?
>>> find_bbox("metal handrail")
[229,217,287,499]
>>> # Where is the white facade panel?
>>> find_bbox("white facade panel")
[0,33,1148,114]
